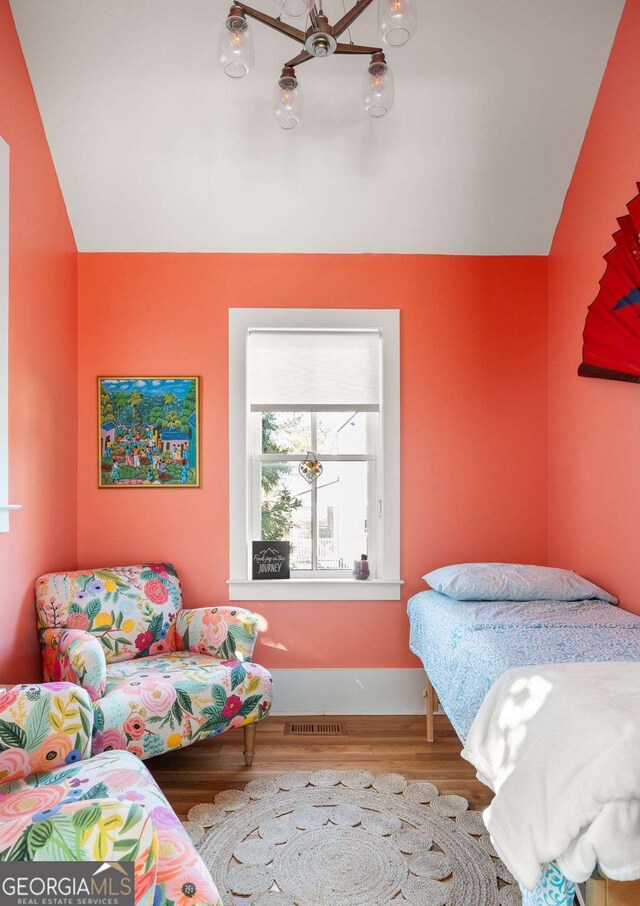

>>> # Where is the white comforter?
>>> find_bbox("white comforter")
[462,661,640,890]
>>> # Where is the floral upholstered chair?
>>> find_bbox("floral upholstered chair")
[0,682,221,906]
[36,563,272,764]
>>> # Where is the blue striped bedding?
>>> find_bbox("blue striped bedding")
[408,591,640,741]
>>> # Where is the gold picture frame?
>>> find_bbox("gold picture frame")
[98,376,200,488]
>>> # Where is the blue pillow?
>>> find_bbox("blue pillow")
[423,563,617,604]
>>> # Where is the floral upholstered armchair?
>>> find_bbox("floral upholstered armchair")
[0,682,221,906]
[36,563,272,764]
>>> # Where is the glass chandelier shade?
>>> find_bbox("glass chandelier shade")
[362,56,394,118]
[378,0,417,47]
[218,12,254,79]
[273,72,304,129]
[218,2,416,126]
[276,0,315,18]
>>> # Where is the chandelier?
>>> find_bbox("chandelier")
[217,0,417,128]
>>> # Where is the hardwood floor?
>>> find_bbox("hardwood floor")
[147,713,493,818]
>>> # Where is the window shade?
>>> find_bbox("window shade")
[247,329,381,411]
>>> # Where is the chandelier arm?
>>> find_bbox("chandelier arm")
[235,3,307,43]
[333,0,377,38]
[335,42,383,54]
[309,5,320,28]
[285,50,315,67]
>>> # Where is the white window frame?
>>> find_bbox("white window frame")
[0,139,19,533]
[228,308,402,601]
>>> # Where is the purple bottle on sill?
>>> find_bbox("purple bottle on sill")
[353,554,370,580]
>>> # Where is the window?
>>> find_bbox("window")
[0,139,13,533]
[229,309,401,601]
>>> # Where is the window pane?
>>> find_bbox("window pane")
[316,411,370,455]
[261,412,311,454]
[260,463,312,570]
[316,461,369,570]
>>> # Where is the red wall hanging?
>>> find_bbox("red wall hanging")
[579,183,640,383]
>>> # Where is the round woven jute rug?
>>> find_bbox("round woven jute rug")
[190,771,521,906]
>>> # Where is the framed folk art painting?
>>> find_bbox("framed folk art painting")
[98,377,200,488]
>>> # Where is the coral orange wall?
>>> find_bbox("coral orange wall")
[548,0,640,610]
[0,1,78,681]
[77,254,548,669]
[0,0,633,681]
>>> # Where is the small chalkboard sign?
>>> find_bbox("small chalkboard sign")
[252,541,291,580]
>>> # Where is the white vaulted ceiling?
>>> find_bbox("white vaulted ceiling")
[10,0,624,254]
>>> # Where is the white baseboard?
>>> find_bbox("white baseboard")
[269,668,426,716]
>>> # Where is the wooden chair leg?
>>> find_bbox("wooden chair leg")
[243,723,256,767]
[424,676,435,743]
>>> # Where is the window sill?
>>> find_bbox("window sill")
[0,504,21,533]
[227,578,404,602]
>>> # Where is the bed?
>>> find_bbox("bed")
[408,587,640,906]
[408,591,640,742]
